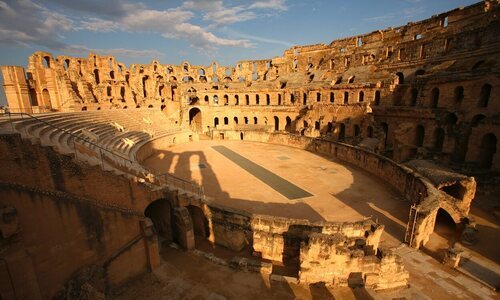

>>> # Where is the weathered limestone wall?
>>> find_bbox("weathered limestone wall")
[300,234,408,289]
[0,134,161,298]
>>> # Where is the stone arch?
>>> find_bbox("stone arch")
[234,116,238,125]
[409,88,418,107]
[454,86,464,106]
[471,114,486,127]
[186,205,209,241]
[144,199,173,242]
[395,72,404,84]
[214,117,219,127]
[433,128,445,151]
[224,117,229,125]
[415,125,425,147]
[285,116,292,132]
[94,69,100,84]
[478,84,492,108]
[338,123,345,141]
[358,91,364,102]
[430,88,439,108]
[343,92,349,104]
[354,125,360,136]
[274,116,279,131]
[478,133,497,168]
[330,92,335,103]
[254,117,258,124]
[189,107,202,132]
[42,89,51,107]
[374,90,380,106]
[367,126,373,138]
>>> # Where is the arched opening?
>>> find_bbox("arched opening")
[240,132,244,140]
[354,125,360,136]
[430,88,440,108]
[189,108,202,132]
[326,122,333,134]
[330,92,334,103]
[415,125,425,147]
[120,86,125,98]
[235,95,239,105]
[316,92,321,102]
[358,91,364,102]
[395,72,404,84]
[471,114,486,127]
[224,117,229,125]
[107,86,112,97]
[343,92,349,104]
[433,128,445,152]
[213,95,219,105]
[160,105,166,111]
[478,133,497,168]
[381,122,388,147]
[145,199,173,242]
[285,117,292,132]
[266,94,270,105]
[234,117,238,125]
[256,94,260,105]
[409,88,418,106]
[454,86,464,106]
[244,117,249,124]
[303,93,307,105]
[81,106,87,111]
[254,117,258,124]
[93,69,100,84]
[290,94,295,103]
[278,94,282,105]
[142,76,149,98]
[374,91,381,106]
[214,117,219,127]
[478,84,491,108]
[444,113,458,125]
[245,95,250,105]
[43,56,50,68]
[367,126,373,138]
[42,89,51,107]
[64,59,70,70]
[110,70,115,80]
[187,205,209,245]
[223,95,229,106]
[425,208,458,259]
[274,116,279,131]
[315,121,320,130]
[338,124,345,141]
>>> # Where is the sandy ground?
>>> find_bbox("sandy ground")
[127,140,500,299]
[143,140,408,247]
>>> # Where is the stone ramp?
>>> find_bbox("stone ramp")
[211,145,313,200]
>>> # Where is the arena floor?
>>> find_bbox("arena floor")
[143,140,409,238]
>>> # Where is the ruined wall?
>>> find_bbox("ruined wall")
[2,0,498,169]
[0,134,161,298]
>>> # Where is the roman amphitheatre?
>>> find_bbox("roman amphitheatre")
[0,1,498,299]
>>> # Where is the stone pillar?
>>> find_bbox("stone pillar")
[172,207,195,250]
[1,66,32,113]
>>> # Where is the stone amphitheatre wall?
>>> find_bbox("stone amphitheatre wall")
[212,130,470,248]
[1,1,498,171]
[0,134,161,298]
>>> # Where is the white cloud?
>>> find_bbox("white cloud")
[249,0,288,11]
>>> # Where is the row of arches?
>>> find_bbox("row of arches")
[393,83,492,108]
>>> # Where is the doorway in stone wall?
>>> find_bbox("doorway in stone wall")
[144,199,173,249]
[189,107,202,133]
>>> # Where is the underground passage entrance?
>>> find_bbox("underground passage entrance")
[145,199,173,243]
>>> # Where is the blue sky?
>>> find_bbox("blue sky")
[0,0,479,105]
